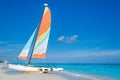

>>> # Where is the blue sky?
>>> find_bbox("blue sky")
[0,0,120,63]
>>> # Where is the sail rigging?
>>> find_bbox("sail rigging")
[18,4,51,63]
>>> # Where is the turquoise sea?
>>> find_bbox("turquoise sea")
[32,63,120,80]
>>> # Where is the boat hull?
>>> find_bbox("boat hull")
[8,64,51,73]
[8,64,63,73]
[52,68,64,72]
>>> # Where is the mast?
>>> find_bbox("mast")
[26,4,48,65]
[26,26,39,65]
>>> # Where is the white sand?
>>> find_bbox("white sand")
[0,63,67,80]
[0,63,112,80]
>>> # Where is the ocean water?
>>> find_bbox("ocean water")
[56,64,120,80]
[32,63,120,80]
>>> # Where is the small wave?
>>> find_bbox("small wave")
[61,71,112,80]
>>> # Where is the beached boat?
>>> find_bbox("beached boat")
[8,3,63,73]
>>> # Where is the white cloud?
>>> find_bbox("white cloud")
[43,49,120,63]
[58,35,78,43]
[47,50,120,60]
[0,41,24,56]
[67,35,78,43]
[0,41,9,44]
[58,36,65,41]
[8,44,24,47]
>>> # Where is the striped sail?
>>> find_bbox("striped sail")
[32,6,51,59]
[18,28,37,60]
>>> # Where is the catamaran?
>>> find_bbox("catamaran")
[8,4,63,73]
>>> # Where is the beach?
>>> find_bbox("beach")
[0,63,94,80]
[0,63,68,80]
[0,63,115,80]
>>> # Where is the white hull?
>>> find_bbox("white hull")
[8,64,51,73]
[8,64,63,73]
[52,68,63,72]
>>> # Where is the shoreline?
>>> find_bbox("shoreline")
[0,63,114,80]
[58,71,114,80]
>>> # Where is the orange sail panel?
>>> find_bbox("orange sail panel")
[32,6,51,59]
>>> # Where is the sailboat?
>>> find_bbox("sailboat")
[8,4,63,73]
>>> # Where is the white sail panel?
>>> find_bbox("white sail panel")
[18,28,37,60]
[32,6,51,59]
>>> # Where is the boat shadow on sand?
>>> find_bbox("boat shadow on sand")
[4,69,22,75]
[2,66,22,75]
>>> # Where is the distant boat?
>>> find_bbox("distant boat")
[8,4,63,73]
